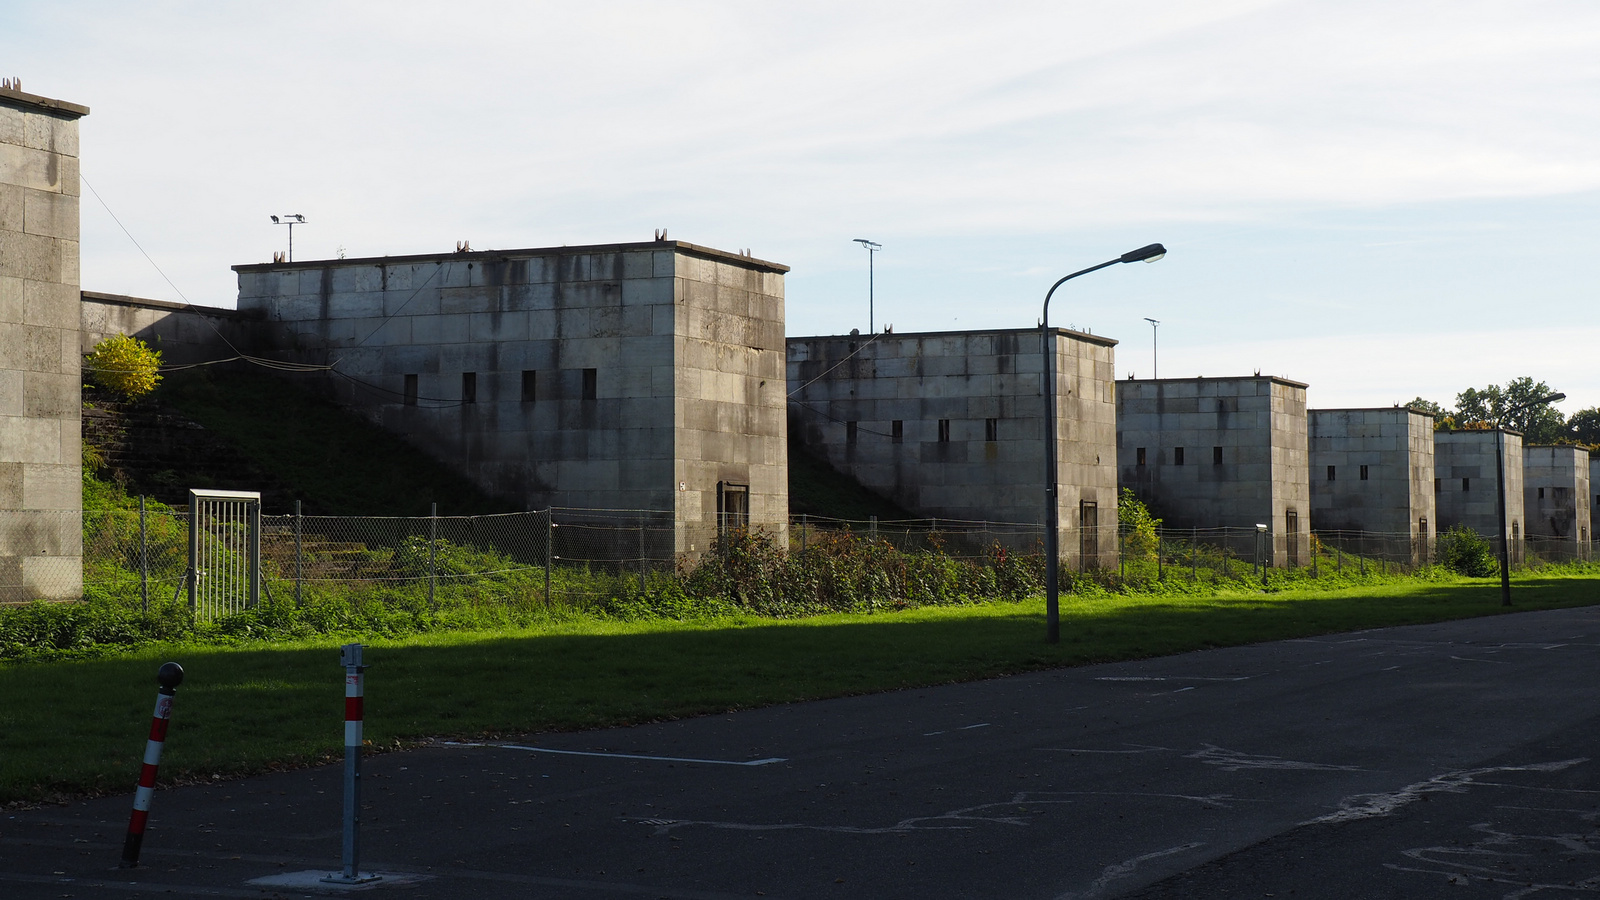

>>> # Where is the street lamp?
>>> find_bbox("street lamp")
[1143,317,1160,379]
[853,239,881,334]
[1494,392,1564,606]
[271,214,306,262]
[1041,242,1166,643]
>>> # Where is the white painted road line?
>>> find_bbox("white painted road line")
[444,741,787,766]
[1095,676,1252,682]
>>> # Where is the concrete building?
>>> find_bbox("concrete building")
[1434,429,1524,551]
[233,240,788,555]
[1523,444,1590,557]
[1308,408,1436,559]
[786,328,1119,569]
[0,85,87,602]
[1117,376,1310,567]
[80,291,251,365]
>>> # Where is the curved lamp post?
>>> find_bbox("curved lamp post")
[1042,243,1166,643]
[1494,392,1564,606]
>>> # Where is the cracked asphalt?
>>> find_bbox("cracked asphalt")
[2,605,1596,899]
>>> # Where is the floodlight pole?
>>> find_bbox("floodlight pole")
[1494,392,1564,606]
[853,239,881,334]
[1143,317,1160,380]
[272,213,307,262]
[1041,243,1166,643]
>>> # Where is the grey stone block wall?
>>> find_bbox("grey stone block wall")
[786,328,1119,569]
[0,87,87,601]
[1434,429,1524,545]
[1309,408,1437,542]
[1523,445,1591,549]
[80,291,251,365]
[1117,376,1311,567]
[233,241,787,555]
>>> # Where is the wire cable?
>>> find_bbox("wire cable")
[786,331,883,398]
[350,260,449,348]
[80,170,339,374]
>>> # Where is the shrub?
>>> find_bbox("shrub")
[1437,525,1498,577]
[85,333,162,399]
[1119,488,1162,561]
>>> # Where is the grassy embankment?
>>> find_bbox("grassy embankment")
[4,571,1597,804]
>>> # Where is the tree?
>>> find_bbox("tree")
[1453,378,1566,444]
[84,333,162,399]
[1566,407,1600,446]
[1453,385,1501,427]
[1403,397,1447,416]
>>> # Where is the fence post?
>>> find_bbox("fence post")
[870,515,878,542]
[323,643,380,885]
[1156,532,1163,581]
[1191,527,1197,583]
[139,496,149,613]
[428,502,437,610]
[249,497,262,608]
[1337,544,1342,573]
[120,662,183,868]
[800,513,807,554]
[544,510,553,607]
[187,494,198,614]
[294,499,303,607]
[638,513,647,597]
[1119,529,1125,578]
[1311,533,1318,578]
[1359,532,1366,575]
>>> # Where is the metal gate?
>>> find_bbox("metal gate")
[188,489,261,621]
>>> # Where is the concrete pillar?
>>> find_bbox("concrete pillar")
[0,85,88,601]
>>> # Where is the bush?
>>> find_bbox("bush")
[679,527,1040,617]
[84,333,163,399]
[1438,525,1498,577]
[1118,488,1162,562]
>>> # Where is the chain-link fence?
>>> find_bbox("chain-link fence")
[3,509,88,604]
[2,502,1593,610]
[789,514,1043,559]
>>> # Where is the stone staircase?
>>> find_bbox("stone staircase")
[259,530,399,580]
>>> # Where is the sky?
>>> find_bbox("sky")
[7,0,1599,413]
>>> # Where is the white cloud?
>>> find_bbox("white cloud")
[5,0,1599,410]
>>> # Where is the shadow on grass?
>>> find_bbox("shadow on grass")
[3,576,1595,801]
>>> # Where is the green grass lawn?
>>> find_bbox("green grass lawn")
[3,573,1597,804]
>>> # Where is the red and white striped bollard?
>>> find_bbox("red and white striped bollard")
[323,643,379,884]
[120,662,184,868]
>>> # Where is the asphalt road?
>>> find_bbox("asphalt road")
[2,605,1597,899]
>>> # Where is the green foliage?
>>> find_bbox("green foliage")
[84,333,162,399]
[1118,488,1161,561]
[1454,378,1567,443]
[680,527,1040,617]
[1565,407,1600,447]
[1437,525,1498,577]
[0,601,191,661]
[1403,396,1448,417]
